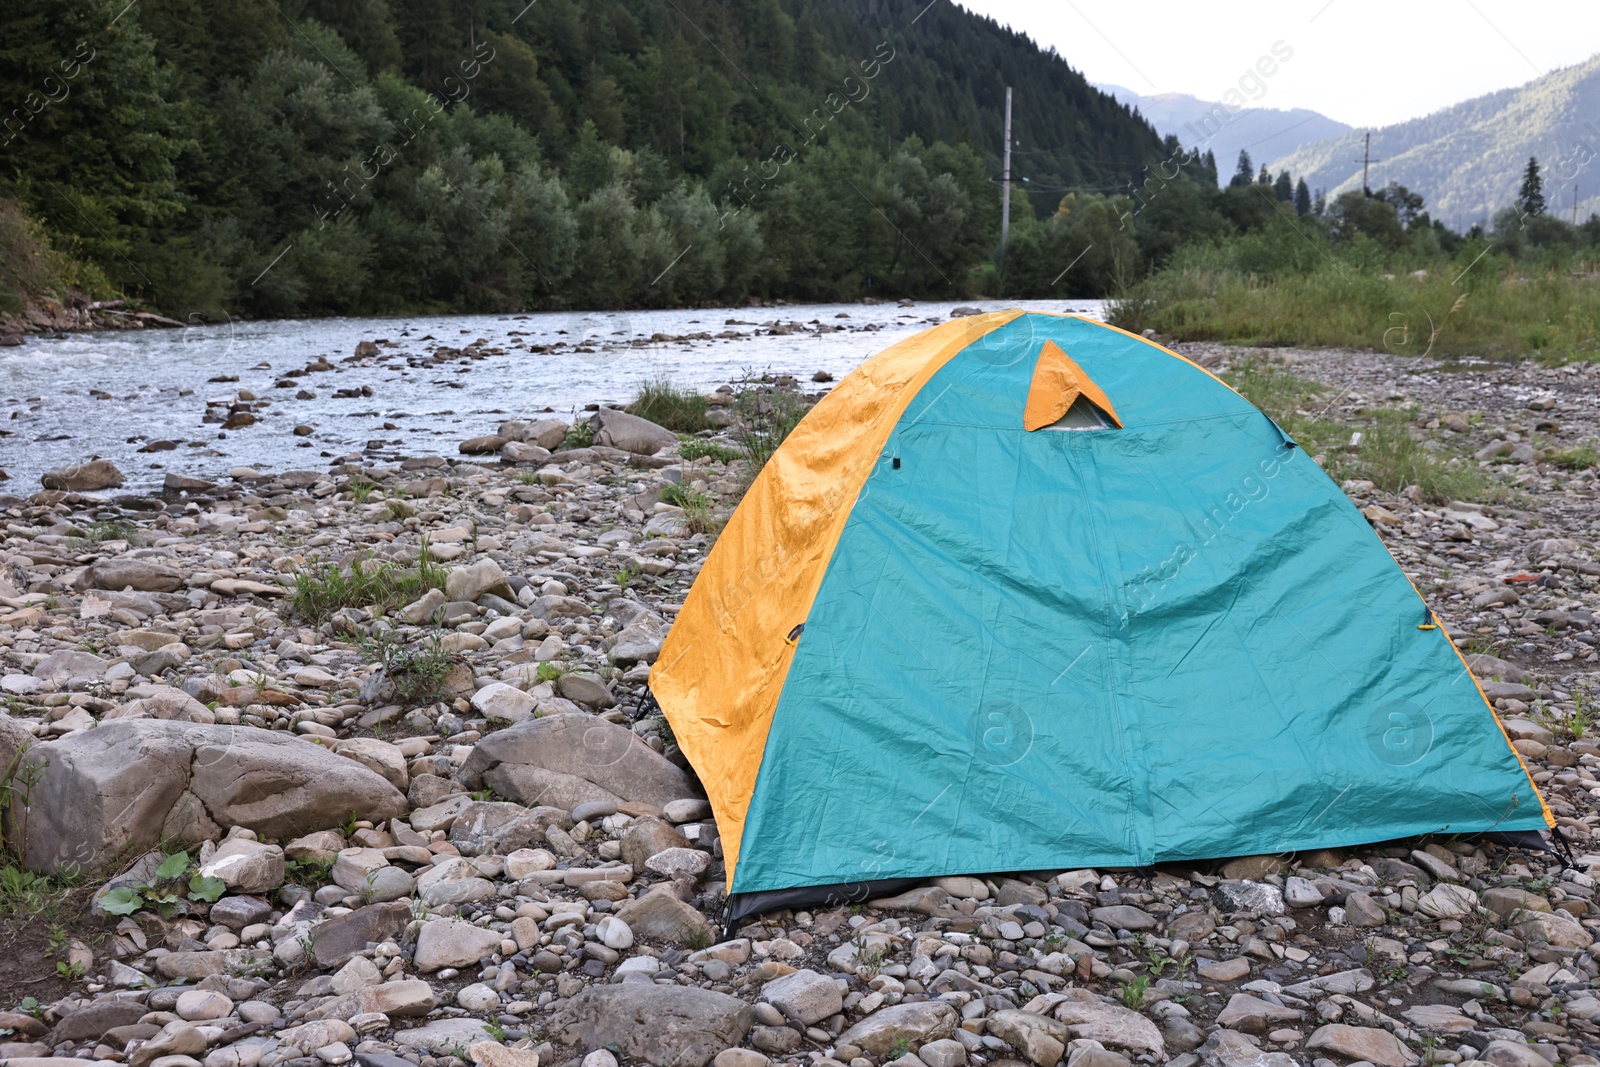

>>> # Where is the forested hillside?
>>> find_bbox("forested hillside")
[0,0,1167,318]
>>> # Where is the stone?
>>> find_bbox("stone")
[1402,1004,1475,1033]
[208,895,270,930]
[311,979,437,1021]
[986,1010,1070,1067]
[175,990,233,1022]
[1481,1041,1554,1067]
[622,817,692,867]
[1052,989,1165,1054]
[1215,993,1303,1033]
[713,1052,768,1067]
[457,983,500,1011]
[523,418,570,450]
[470,682,537,724]
[446,558,513,603]
[310,902,415,969]
[644,846,710,880]
[609,613,667,666]
[836,1002,958,1055]
[32,649,109,684]
[1211,882,1286,916]
[458,713,698,810]
[51,1000,149,1042]
[615,887,715,944]
[1345,891,1387,927]
[761,968,842,1025]
[129,1025,207,1067]
[662,798,713,823]
[42,460,124,491]
[413,918,503,971]
[75,558,183,593]
[1220,855,1289,880]
[1305,1024,1419,1066]
[197,837,285,895]
[1482,886,1552,920]
[1090,905,1156,931]
[548,984,755,1067]
[1417,883,1477,919]
[918,1040,967,1067]
[447,800,571,855]
[11,720,406,874]
[334,738,409,791]
[589,408,677,455]
[1284,876,1325,907]
[597,915,634,949]
[1197,958,1251,982]
[470,1044,541,1067]
[557,671,614,708]
[1511,910,1594,948]
[1197,1030,1300,1067]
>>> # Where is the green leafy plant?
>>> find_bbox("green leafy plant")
[349,479,377,502]
[1119,974,1151,1009]
[481,1018,507,1042]
[560,421,595,450]
[888,1037,913,1060]
[659,482,721,537]
[99,851,225,918]
[535,661,565,683]
[612,566,637,589]
[1547,440,1599,471]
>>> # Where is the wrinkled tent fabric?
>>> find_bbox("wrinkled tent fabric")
[652,312,1552,909]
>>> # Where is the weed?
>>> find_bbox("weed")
[612,567,637,589]
[678,436,741,464]
[888,1037,912,1061]
[517,469,540,485]
[361,631,460,705]
[684,926,712,951]
[734,386,806,476]
[56,959,86,980]
[290,549,448,624]
[660,482,721,538]
[853,935,886,980]
[285,856,333,887]
[535,661,564,683]
[67,519,135,548]
[1547,441,1599,471]
[99,851,225,918]
[349,479,376,502]
[481,1018,507,1042]
[1119,974,1151,1009]
[628,375,709,433]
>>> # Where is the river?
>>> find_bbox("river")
[1,299,1105,493]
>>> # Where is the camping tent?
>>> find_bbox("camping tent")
[651,310,1552,921]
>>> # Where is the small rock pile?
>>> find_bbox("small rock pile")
[2,349,1600,1067]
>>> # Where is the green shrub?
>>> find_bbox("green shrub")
[290,550,448,624]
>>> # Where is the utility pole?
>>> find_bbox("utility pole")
[1355,131,1382,197]
[1001,86,1012,254]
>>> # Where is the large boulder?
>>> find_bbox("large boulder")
[9,720,408,873]
[41,460,124,491]
[445,558,513,603]
[548,984,754,1067]
[523,419,570,450]
[75,558,185,593]
[837,1003,958,1055]
[457,713,698,810]
[589,408,676,455]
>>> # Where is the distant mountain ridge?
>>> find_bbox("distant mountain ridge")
[1267,53,1600,229]
[1096,82,1350,186]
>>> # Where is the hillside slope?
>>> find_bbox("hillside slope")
[1098,83,1349,185]
[1268,54,1600,227]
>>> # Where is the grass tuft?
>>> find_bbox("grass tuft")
[628,375,709,433]
[290,550,448,624]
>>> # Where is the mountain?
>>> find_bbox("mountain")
[1097,83,1350,186]
[1267,54,1600,229]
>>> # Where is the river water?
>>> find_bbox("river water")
[1,299,1104,493]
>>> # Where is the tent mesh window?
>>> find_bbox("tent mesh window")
[1040,394,1114,431]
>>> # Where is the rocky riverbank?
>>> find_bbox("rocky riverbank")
[2,342,1600,1067]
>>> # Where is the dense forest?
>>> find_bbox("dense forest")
[2,0,1597,322]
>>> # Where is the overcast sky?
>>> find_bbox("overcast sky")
[958,0,1598,128]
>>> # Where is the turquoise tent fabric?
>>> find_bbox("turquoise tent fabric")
[731,314,1549,895]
